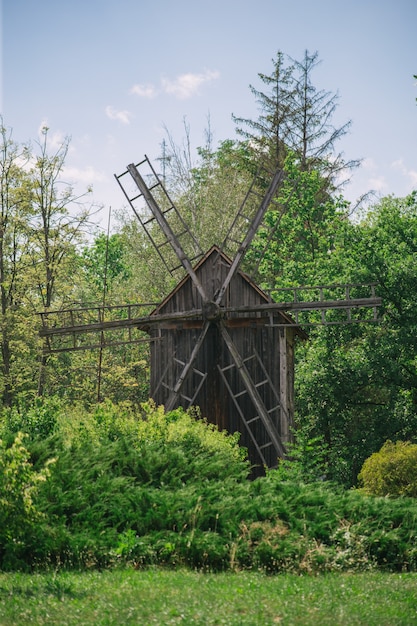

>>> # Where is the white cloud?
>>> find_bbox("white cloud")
[362,157,377,170]
[130,69,220,101]
[161,69,219,99]
[391,158,417,187]
[63,165,106,185]
[130,83,158,98]
[368,176,388,192]
[358,158,387,194]
[105,105,133,125]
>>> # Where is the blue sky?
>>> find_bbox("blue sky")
[2,0,417,231]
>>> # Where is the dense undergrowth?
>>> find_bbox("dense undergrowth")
[1,398,417,573]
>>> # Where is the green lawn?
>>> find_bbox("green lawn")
[0,569,416,625]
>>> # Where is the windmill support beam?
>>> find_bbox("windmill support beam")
[39,308,204,337]
[219,321,286,459]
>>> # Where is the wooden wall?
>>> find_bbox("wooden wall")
[149,248,298,471]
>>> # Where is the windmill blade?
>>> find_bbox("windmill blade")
[164,319,211,412]
[38,303,204,354]
[218,320,286,460]
[39,307,204,338]
[115,157,207,302]
[221,282,382,326]
[215,168,285,306]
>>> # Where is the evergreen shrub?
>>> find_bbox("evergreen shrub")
[1,399,417,572]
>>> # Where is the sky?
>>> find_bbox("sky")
[2,0,417,233]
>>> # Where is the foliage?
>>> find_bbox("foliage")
[0,396,61,443]
[272,427,329,483]
[0,399,417,573]
[233,50,358,182]
[0,120,94,406]
[290,192,417,485]
[358,440,417,497]
[0,433,53,569]
[80,232,131,301]
[250,152,350,289]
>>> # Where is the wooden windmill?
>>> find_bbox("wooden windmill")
[39,155,381,471]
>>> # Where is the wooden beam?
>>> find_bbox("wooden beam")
[224,297,382,315]
[220,321,286,459]
[127,163,208,303]
[215,169,284,305]
[39,308,204,337]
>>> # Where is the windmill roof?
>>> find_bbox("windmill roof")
[152,245,305,335]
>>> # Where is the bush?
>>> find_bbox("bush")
[0,396,61,442]
[2,399,417,573]
[273,429,329,483]
[0,432,54,569]
[358,440,417,497]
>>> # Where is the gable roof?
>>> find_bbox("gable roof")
[154,245,266,310]
[151,245,303,333]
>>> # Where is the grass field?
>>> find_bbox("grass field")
[0,569,416,625]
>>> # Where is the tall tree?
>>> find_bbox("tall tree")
[26,127,95,397]
[290,50,359,180]
[233,50,358,185]
[230,50,361,294]
[0,120,32,406]
[27,127,93,311]
[0,122,96,405]
[232,50,295,170]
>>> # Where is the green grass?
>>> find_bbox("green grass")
[0,569,416,625]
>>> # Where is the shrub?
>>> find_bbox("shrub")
[0,396,61,442]
[3,399,417,573]
[0,432,54,569]
[358,440,417,497]
[272,429,329,483]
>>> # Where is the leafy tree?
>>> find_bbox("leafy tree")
[27,127,93,311]
[81,231,131,302]
[250,152,350,289]
[26,127,94,397]
[0,120,34,406]
[0,121,95,406]
[294,193,417,485]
